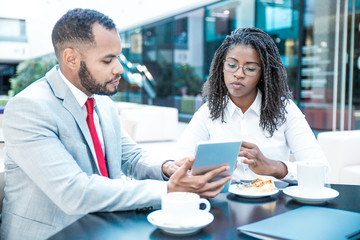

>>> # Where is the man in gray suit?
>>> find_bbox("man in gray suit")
[0,8,231,239]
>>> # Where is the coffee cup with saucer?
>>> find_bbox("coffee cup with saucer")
[283,161,339,204]
[147,192,214,235]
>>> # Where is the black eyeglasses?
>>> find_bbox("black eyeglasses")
[223,60,261,76]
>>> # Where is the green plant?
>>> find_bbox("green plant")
[9,54,57,96]
[180,97,195,114]
[156,63,203,97]
[173,64,202,96]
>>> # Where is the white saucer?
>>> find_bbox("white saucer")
[228,184,279,198]
[283,186,339,204]
[147,209,214,235]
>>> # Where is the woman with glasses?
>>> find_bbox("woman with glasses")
[176,27,327,183]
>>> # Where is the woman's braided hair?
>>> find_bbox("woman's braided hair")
[202,27,292,137]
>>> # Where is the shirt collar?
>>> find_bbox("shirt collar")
[226,90,262,117]
[58,69,94,108]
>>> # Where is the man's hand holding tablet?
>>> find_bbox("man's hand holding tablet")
[164,140,241,197]
[191,140,242,193]
[167,156,232,198]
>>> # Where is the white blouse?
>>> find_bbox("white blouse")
[175,91,328,182]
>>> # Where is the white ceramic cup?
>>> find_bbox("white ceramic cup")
[161,192,211,227]
[297,161,327,196]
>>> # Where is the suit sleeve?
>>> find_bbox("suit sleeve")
[3,94,167,215]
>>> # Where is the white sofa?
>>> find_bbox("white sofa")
[116,102,178,142]
[0,115,4,214]
[317,130,360,185]
[0,142,4,215]
[0,167,3,214]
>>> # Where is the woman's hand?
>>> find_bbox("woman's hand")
[238,141,288,179]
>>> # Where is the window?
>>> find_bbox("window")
[0,18,27,42]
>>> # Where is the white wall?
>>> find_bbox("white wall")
[0,0,218,60]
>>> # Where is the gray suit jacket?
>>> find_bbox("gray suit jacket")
[0,66,167,239]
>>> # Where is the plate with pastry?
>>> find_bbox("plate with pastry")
[229,178,279,198]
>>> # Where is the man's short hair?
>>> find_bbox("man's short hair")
[52,8,116,59]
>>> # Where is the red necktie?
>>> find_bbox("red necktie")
[85,98,108,177]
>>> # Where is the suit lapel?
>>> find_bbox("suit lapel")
[45,66,100,173]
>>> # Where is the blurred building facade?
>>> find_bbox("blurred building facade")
[118,0,360,131]
[0,17,27,95]
[0,0,359,132]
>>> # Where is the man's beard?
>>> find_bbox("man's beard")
[78,61,120,96]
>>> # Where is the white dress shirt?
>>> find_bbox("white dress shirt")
[176,91,328,182]
[58,69,105,155]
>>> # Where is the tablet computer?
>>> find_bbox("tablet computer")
[191,140,242,192]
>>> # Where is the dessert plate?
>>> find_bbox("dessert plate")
[147,209,214,235]
[283,186,339,204]
[228,184,279,198]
